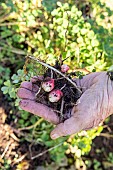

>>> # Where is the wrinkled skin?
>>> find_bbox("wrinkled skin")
[17,72,113,139]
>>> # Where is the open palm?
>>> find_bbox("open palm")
[17,72,113,139]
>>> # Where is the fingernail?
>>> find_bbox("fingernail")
[19,100,29,107]
[51,133,59,139]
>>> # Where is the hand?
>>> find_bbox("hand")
[17,72,113,139]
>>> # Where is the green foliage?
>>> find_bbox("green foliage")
[65,126,103,159]
[1,80,16,98]
[0,0,113,168]
[0,66,10,86]
[1,158,11,170]
[107,152,113,163]
[89,0,113,67]
[1,69,31,100]
[93,159,102,170]
[42,0,58,11]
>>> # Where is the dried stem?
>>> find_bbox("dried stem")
[1,141,11,158]
[99,133,113,138]
[35,87,42,97]
[31,142,64,160]
[28,56,82,94]
[19,118,43,131]
[60,84,66,91]
[60,98,65,118]
[13,154,27,164]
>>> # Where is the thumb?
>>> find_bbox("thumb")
[50,72,108,140]
[50,116,85,139]
[74,72,102,92]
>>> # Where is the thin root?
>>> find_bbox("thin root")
[27,56,82,94]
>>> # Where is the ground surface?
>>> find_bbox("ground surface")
[1,90,113,170]
[1,1,113,169]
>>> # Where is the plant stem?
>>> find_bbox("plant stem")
[19,118,43,131]
[28,55,82,94]
[31,140,67,160]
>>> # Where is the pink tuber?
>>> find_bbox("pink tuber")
[48,89,63,103]
[61,64,70,73]
[41,79,54,92]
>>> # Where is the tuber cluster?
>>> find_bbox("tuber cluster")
[33,61,82,122]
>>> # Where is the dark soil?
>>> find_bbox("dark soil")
[0,92,51,170]
[1,90,113,170]
[1,2,113,169]
[34,61,82,122]
[89,116,113,170]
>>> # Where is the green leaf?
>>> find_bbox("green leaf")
[41,26,48,33]
[18,119,25,125]
[77,36,84,43]
[30,116,37,124]
[51,9,58,16]
[4,80,11,87]
[1,86,9,94]
[12,79,19,83]
[9,88,16,98]
[17,69,23,76]
[87,30,95,39]
[32,9,39,17]
[81,28,87,35]
[71,6,77,12]
[57,1,62,7]
[91,39,99,47]
[21,112,30,120]
[76,11,82,17]
[108,65,113,72]
[15,98,21,106]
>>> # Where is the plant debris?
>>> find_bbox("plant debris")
[28,56,82,122]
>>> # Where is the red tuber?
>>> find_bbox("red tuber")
[48,89,63,103]
[61,64,70,73]
[41,79,54,92]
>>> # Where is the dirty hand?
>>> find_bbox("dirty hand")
[17,72,113,139]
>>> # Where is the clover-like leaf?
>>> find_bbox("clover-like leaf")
[4,80,11,87]
[1,86,9,94]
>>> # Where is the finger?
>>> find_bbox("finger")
[50,116,86,139]
[20,81,39,92]
[30,76,44,83]
[74,72,103,92]
[50,82,103,139]
[17,88,36,100]
[51,72,108,139]
[17,81,39,99]
[19,99,59,124]
[20,81,33,90]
